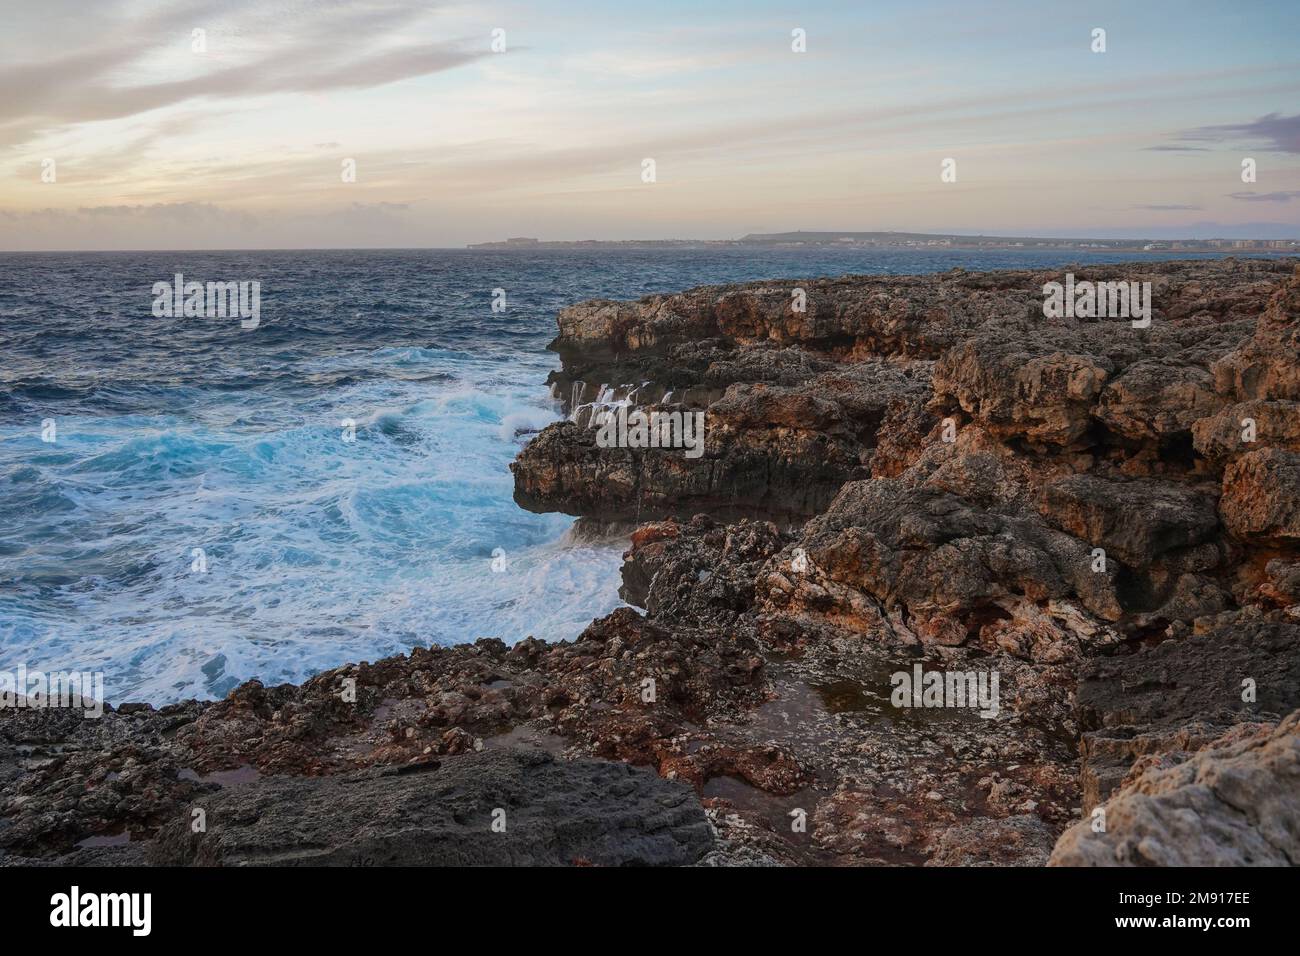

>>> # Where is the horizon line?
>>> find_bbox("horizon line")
[4,231,1300,256]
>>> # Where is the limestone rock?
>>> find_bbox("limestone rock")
[1220,449,1300,542]
[1050,711,1300,866]
[1037,474,1219,569]
[148,749,714,866]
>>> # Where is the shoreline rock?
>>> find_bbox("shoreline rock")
[5,257,1298,867]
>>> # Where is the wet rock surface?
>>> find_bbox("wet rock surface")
[148,749,713,867]
[4,258,1299,866]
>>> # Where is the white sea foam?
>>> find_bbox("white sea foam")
[0,346,625,704]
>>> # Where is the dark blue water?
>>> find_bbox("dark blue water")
[0,247,1245,703]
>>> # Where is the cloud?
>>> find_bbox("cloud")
[350,201,412,212]
[1130,204,1203,211]
[0,1,485,148]
[1175,112,1300,153]
[1142,145,1209,152]
[1226,190,1300,203]
[0,200,428,250]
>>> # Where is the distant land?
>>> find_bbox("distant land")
[468,231,1299,253]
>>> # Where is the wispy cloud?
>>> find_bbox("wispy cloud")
[0,0,485,149]
[1174,112,1300,153]
[1227,190,1300,202]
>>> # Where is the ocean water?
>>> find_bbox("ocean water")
[0,247,1246,704]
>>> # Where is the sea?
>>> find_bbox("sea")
[0,247,1251,704]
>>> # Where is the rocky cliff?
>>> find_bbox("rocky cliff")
[518,256,1300,864]
[4,258,1297,866]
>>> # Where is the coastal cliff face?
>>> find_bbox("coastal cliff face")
[513,257,1300,865]
[4,259,1298,867]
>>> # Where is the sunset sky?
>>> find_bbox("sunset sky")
[2,0,1298,250]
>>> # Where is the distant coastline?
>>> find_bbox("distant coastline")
[469,230,1300,254]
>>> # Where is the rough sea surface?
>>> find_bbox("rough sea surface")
[0,247,1244,703]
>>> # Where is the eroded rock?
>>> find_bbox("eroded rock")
[1050,711,1300,866]
[149,749,713,866]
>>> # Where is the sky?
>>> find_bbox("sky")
[1,0,1298,250]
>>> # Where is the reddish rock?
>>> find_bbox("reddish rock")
[1221,449,1300,542]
